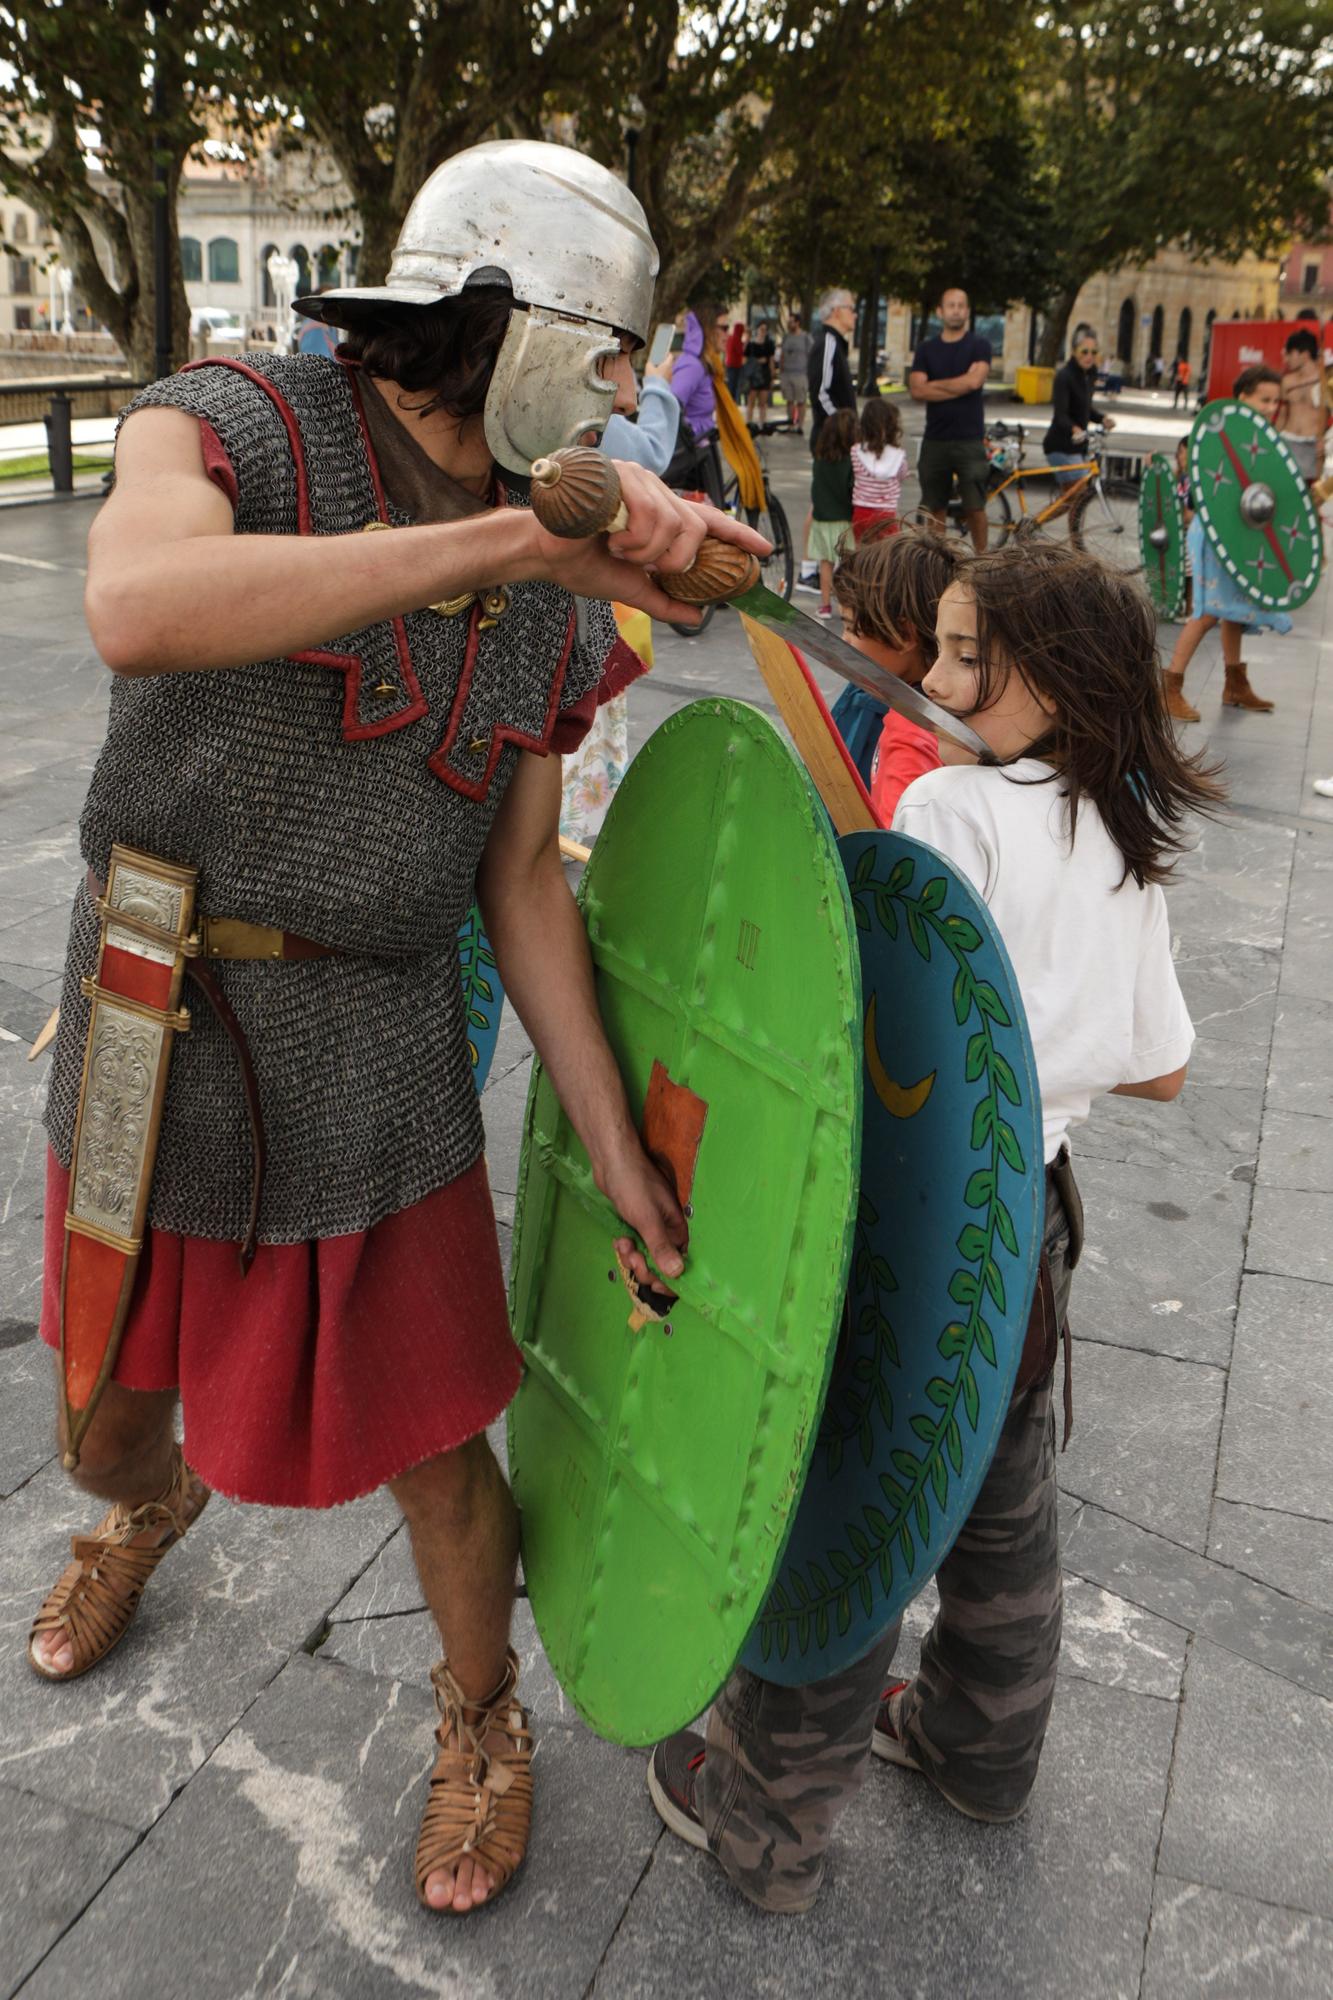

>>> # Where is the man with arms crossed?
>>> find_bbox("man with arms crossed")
[910,286,992,552]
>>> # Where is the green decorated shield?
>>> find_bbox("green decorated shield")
[1190,399,1322,613]
[507,700,861,1746]
[1138,454,1185,619]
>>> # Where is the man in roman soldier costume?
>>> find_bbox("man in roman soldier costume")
[28,140,764,1914]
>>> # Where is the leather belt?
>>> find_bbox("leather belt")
[85,871,336,962]
[83,869,340,1270]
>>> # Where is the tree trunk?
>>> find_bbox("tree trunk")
[1035,284,1081,369]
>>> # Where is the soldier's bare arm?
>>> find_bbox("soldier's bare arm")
[475,749,687,1281]
[85,409,767,676]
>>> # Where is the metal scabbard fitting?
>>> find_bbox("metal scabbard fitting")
[60,847,200,1468]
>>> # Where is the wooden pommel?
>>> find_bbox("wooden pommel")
[528,445,761,605]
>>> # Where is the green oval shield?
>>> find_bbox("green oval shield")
[507,699,861,1746]
[1138,453,1185,619]
[1191,399,1322,613]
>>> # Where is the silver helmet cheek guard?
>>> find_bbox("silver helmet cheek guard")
[483,307,620,475]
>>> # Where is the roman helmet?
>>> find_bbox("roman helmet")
[295,139,659,473]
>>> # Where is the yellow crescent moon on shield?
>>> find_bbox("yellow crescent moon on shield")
[864,994,936,1119]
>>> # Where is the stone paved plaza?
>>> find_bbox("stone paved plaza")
[1,429,1331,1998]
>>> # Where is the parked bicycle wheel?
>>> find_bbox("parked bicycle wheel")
[1069,475,1142,576]
[666,438,728,637]
[983,482,1014,547]
[746,488,794,600]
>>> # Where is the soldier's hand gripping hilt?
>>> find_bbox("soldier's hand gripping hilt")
[528,446,760,604]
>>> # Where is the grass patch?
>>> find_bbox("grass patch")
[0,452,111,482]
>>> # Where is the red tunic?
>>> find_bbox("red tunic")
[40,1149,520,1508]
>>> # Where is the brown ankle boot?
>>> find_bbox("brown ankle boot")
[1163,672,1200,723]
[1222,662,1274,712]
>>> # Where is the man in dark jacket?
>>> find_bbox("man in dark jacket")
[797,289,858,587]
[1043,330,1116,487]
[807,290,858,452]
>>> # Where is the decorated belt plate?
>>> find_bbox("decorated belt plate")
[1190,399,1322,613]
[1138,453,1185,620]
[508,699,861,1746]
[741,829,1043,1684]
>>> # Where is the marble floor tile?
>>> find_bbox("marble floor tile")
[0,1464,399,1829]
[0,1783,138,1993]
[1244,1185,1333,1285]
[1216,1273,1333,1521]
[1062,1501,1333,1703]
[1256,1108,1333,1193]
[1209,1499,1333,1618]
[19,1652,658,2000]
[1069,1155,1247,1365]
[1059,1341,1226,1552]
[1159,1639,1333,1918]
[1144,1876,1333,2000]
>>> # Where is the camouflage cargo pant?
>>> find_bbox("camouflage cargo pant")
[701,1170,1075,1913]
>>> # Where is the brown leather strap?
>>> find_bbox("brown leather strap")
[85,870,335,962]
[185,959,266,1275]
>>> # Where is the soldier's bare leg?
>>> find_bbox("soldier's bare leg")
[391,1433,520,1912]
[34,1369,181,1675]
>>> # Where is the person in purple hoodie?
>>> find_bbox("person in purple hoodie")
[671,304,723,435]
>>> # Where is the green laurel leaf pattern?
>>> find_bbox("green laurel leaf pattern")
[756,856,1029,1662]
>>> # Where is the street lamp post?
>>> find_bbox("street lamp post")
[57,265,75,336]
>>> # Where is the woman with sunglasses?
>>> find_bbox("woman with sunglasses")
[1043,330,1116,490]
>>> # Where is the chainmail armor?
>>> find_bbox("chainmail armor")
[46,353,618,1244]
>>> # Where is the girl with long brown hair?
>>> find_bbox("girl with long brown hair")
[871,536,1219,1822]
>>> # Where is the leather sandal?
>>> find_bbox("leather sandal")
[415,1646,533,1913]
[28,1446,211,1683]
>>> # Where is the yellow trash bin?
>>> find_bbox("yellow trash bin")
[1014,365,1055,406]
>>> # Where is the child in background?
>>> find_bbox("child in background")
[810,408,857,619]
[648,536,1218,1914]
[1164,364,1286,720]
[1173,434,1194,617]
[850,397,907,543]
[827,529,960,814]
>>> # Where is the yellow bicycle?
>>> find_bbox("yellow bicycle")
[984,421,1142,575]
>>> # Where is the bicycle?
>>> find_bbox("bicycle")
[664,421,795,635]
[983,420,1141,575]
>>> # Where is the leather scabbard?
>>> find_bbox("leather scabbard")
[59,846,199,1470]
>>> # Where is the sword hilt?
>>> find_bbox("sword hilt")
[529,446,760,603]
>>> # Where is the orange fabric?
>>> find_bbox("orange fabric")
[869,709,944,826]
[64,1233,131,1408]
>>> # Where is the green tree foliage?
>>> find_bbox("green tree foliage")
[233,2,631,288]
[1028,0,1333,362]
[0,2,235,374]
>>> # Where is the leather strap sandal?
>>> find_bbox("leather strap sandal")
[28,1446,211,1682]
[415,1646,533,1913]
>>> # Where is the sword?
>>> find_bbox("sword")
[725,582,995,763]
[526,447,993,762]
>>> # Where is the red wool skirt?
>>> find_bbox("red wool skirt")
[39,1150,522,1509]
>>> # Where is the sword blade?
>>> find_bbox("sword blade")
[728,582,995,763]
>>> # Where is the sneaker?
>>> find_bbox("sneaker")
[647,1731,709,1850]
[816,603,835,620]
[1314,776,1333,799]
[871,1681,919,1769]
[795,566,821,594]
[872,1681,1029,1822]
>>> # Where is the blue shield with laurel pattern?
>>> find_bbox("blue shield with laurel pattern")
[741,829,1043,1683]
[458,904,504,1090]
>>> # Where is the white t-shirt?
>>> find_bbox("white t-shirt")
[893,760,1194,1163]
